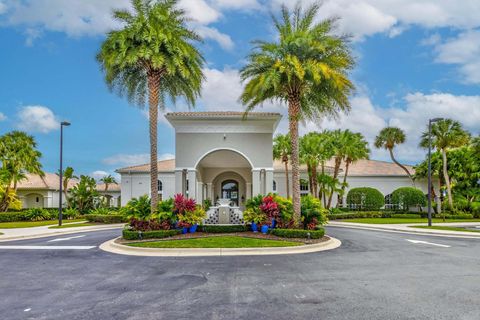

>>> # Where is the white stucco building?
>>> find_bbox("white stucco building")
[117,112,430,212]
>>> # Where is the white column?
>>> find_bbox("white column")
[246,182,252,200]
[174,169,184,195]
[252,169,261,196]
[187,169,197,200]
[265,169,274,194]
[206,183,213,201]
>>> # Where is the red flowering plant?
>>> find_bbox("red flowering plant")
[259,195,280,224]
[173,194,206,228]
[173,194,196,215]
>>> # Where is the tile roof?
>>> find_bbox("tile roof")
[16,173,121,192]
[117,158,413,177]
[96,183,121,192]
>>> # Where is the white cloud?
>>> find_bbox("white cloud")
[213,0,261,10]
[17,105,59,133]
[24,27,42,46]
[103,153,175,167]
[179,0,221,24]
[431,30,480,84]
[90,170,108,180]
[0,1,6,15]
[196,25,234,50]
[0,112,6,121]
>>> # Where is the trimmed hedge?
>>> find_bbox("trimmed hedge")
[86,214,127,224]
[346,187,385,211]
[201,225,247,233]
[0,212,30,222]
[437,213,474,220]
[269,228,325,239]
[328,211,385,220]
[392,187,426,211]
[123,229,181,240]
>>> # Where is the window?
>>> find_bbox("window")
[272,180,277,192]
[157,180,163,192]
[300,179,309,196]
[36,197,39,203]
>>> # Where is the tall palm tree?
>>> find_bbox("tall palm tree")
[339,132,369,206]
[97,0,204,211]
[420,119,470,209]
[273,134,292,198]
[56,167,78,205]
[327,129,350,208]
[240,3,355,225]
[374,127,414,184]
[100,175,118,207]
[300,133,320,198]
[0,131,43,211]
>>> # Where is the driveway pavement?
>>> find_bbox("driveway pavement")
[0,227,479,320]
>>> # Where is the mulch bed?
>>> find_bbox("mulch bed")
[117,232,330,245]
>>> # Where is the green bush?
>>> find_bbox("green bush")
[301,195,328,228]
[390,214,421,219]
[346,187,385,211]
[327,211,385,220]
[200,225,247,233]
[471,202,480,218]
[25,208,52,221]
[0,212,30,222]
[270,228,325,239]
[392,187,426,211]
[89,207,113,215]
[63,208,80,220]
[86,214,127,224]
[439,213,474,220]
[120,195,151,220]
[122,229,180,240]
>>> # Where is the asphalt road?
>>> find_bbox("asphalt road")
[0,227,479,320]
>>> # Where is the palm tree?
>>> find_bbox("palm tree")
[300,133,320,198]
[56,167,78,205]
[420,119,470,209]
[339,131,369,206]
[0,131,43,211]
[100,175,118,207]
[240,3,355,226]
[273,134,292,198]
[97,0,204,211]
[374,127,414,184]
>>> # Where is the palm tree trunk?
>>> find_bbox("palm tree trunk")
[327,157,341,209]
[283,157,290,199]
[308,164,314,196]
[441,149,453,210]
[63,180,69,205]
[339,160,351,207]
[148,72,160,212]
[288,96,301,228]
[388,148,415,186]
[311,164,318,199]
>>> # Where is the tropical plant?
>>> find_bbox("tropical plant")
[374,127,414,185]
[25,208,51,221]
[420,119,470,209]
[273,134,292,198]
[0,184,22,211]
[317,173,343,208]
[391,187,426,211]
[243,207,268,224]
[0,131,44,211]
[97,0,204,212]
[63,208,80,220]
[99,174,117,207]
[300,195,328,229]
[56,167,78,206]
[240,2,355,227]
[69,175,100,214]
[300,132,321,198]
[177,205,206,226]
[346,187,384,211]
[122,195,152,220]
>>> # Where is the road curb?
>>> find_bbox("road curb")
[99,236,342,257]
[327,223,480,239]
[0,225,124,242]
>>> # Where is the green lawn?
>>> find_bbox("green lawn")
[340,218,480,224]
[411,226,480,233]
[48,222,97,229]
[0,219,86,229]
[127,236,302,248]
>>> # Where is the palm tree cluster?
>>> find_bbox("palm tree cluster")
[0,131,44,212]
[98,0,356,226]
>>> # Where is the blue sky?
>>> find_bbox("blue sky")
[0,0,479,180]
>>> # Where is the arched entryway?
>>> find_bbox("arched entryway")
[24,193,44,208]
[221,180,239,206]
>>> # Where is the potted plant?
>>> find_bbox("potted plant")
[178,205,206,234]
[176,221,190,234]
[243,208,267,232]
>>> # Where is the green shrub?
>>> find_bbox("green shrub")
[301,195,328,228]
[471,202,480,218]
[0,212,30,222]
[200,225,247,233]
[25,208,51,221]
[89,208,113,215]
[441,213,474,220]
[346,187,385,211]
[392,187,426,211]
[86,214,127,224]
[270,228,325,239]
[63,208,80,220]
[390,214,421,219]
[120,195,151,220]
[122,229,180,240]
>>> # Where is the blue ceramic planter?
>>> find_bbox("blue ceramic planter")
[270,219,276,229]
[261,225,269,234]
[189,224,198,233]
[182,227,188,234]
[251,222,258,232]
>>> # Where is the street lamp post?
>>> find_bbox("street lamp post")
[58,121,71,226]
[427,118,443,227]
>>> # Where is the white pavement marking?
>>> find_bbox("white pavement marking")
[406,239,451,248]
[48,235,86,242]
[0,245,95,250]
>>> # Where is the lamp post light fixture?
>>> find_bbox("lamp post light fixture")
[58,121,71,226]
[427,117,443,227]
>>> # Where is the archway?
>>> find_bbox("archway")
[24,193,44,208]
